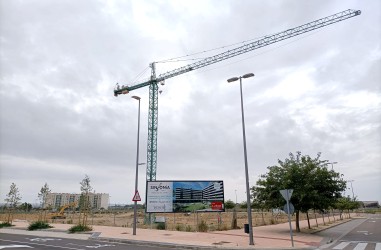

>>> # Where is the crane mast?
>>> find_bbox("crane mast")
[114,9,361,182]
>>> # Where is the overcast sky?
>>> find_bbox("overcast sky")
[1,0,380,206]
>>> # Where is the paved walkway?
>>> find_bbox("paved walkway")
[1,214,357,249]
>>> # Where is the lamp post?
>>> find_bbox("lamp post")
[132,95,141,236]
[227,73,255,245]
[235,190,238,204]
[347,180,355,199]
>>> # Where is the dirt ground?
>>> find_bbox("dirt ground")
[1,209,348,232]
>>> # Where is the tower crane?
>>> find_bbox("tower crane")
[114,9,361,183]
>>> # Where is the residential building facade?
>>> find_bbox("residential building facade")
[44,193,109,210]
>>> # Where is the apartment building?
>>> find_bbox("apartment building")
[174,182,224,203]
[44,193,109,210]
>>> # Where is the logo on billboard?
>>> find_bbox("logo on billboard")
[150,183,171,191]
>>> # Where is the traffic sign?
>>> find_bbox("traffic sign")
[283,203,295,214]
[132,191,141,201]
[280,189,293,201]
[280,189,294,247]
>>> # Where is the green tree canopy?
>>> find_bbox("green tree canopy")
[19,202,33,212]
[252,152,346,232]
[224,200,236,210]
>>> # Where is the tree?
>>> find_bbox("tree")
[4,183,22,223]
[252,152,346,232]
[38,183,51,209]
[335,196,361,219]
[224,199,237,229]
[224,200,236,210]
[79,175,93,226]
[19,202,32,212]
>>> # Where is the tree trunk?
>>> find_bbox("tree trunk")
[231,208,237,229]
[295,210,300,232]
[322,213,325,225]
[306,211,311,229]
[314,210,318,227]
[327,211,330,222]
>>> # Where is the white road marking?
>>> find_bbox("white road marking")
[353,242,367,250]
[333,242,350,249]
[0,245,33,249]
[29,238,62,242]
[0,239,84,250]
[375,243,381,250]
[67,243,115,249]
[85,244,115,249]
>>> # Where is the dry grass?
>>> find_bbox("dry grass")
[0,209,353,232]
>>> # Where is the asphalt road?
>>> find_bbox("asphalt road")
[0,233,171,250]
[319,214,381,250]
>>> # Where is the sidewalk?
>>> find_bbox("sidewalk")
[1,215,357,249]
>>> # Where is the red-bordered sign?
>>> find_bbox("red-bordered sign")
[132,191,141,201]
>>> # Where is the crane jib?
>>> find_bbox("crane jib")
[114,9,361,183]
[114,9,360,97]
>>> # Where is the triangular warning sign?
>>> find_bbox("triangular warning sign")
[132,191,141,201]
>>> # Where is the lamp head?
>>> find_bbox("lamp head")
[227,77,239,83]
[242,73,254,79]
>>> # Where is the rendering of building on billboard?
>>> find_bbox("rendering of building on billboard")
[146,181,224,213]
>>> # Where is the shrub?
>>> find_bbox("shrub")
[28,221,52,231]
[175,224,183,231]
[156,222,165,230]
[216,224,229,231]
[185,225,192,232]
[68,224,92,233]
[0,222,12,228]
[197,220,208,232]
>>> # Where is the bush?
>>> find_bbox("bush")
[175,224,184,231]
[185,225,193,232]
[156,222,165,230]
[28,221,52,231]
[197,220,208,232]
[0,222,12,228]
[68,224,92,233]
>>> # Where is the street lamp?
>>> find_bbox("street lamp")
[235,190,238,204]
[328,162,338,171]
[227,73,255,245]
[132,95,141,236]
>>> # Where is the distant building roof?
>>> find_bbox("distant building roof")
[360,201,380,208]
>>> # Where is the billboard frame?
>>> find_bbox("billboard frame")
[145,180,225,213]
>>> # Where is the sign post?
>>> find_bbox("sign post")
[280,189,294,247]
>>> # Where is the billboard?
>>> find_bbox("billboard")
[146,181,224,213]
